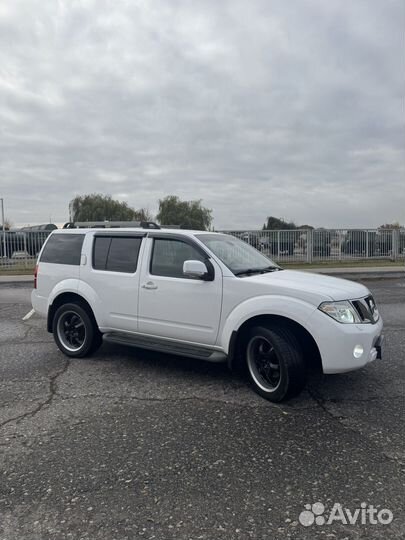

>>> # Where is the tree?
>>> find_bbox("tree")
[134,208,153,222]
[156,196,212,230]
[69,194,152,222]
[379,222,402,229]
[263,216,297,230]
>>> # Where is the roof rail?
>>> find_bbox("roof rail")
[140,221,161,229]
[62,221,161,229]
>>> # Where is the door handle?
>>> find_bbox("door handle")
[142,281,158,290]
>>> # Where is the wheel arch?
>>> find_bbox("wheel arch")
[47,292,97,333]
[227,314,322,373]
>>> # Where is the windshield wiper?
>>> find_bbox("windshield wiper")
[234,266,281,276]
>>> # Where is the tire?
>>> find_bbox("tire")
[52,302,102,358]
[245,325,306,402]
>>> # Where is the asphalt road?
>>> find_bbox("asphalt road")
[0,279,404,540]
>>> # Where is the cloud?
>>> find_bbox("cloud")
[0,0,403,228]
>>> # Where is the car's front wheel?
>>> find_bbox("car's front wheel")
[245,325,306,402]
[52,302,102,358]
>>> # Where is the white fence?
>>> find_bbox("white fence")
[0,231,51,269]
[221,229,405,263]
[0,228,404,270]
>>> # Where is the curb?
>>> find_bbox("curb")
[0,275,33,284]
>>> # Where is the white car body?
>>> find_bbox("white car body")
[32,228,383,375]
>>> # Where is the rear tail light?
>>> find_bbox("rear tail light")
[34,264,38,289]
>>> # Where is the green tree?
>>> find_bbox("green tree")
[69,194,151,222]
[156,196,212,230]
[263,216,297,230]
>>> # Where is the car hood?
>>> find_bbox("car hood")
[244,269,370,304]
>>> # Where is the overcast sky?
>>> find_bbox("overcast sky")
[0,0,403,229]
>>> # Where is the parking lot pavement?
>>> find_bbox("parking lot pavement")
[0,280,404,540]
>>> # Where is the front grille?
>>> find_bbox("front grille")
[352,295,379,323]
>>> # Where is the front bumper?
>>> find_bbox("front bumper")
[307,309,384,374]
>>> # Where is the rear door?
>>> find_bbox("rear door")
[80,233,145,332]
[138,234,222,345]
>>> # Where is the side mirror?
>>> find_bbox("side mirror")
[183,260,209,279]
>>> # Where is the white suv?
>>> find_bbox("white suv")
[31,224,384,402]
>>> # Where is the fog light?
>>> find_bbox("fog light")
[353,344,364,359]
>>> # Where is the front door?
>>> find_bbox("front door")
[138,236,222,345]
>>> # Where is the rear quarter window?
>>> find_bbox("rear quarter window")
[40,234,84,265]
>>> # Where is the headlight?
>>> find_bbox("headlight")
[318,301,361,324]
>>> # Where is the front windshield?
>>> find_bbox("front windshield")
[197,234,279,275]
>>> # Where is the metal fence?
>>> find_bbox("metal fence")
[0,231,51,270]
[0,227,404,270]
[221,229,405,264]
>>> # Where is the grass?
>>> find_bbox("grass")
[0,258,403,277]
[282,259,403,270]
[0,264,35,276]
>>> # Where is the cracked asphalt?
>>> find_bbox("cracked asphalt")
[0,279,404,540]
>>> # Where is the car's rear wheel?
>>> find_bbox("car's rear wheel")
[245,325,306,402]
[52,302,102,358]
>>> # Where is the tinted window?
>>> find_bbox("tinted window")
[93,236,142,273]
[93,237,111,270]
[151,238,204,278]
[40,234,84,265]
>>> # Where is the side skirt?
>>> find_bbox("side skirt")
[103,332,227,363]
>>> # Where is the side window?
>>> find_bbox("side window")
[150,238,205,278]
[93,237,111,270]
[40,234,84,265]
[93,236,142,273]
